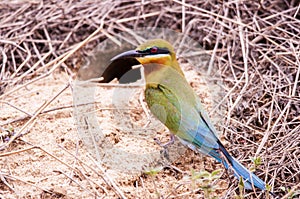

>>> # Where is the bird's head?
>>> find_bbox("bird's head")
[111,39,184,76]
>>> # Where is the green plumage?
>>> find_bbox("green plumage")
[145,86,181,133]
[144,63,212,144]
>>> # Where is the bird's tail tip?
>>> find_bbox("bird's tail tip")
[230,157,266,191]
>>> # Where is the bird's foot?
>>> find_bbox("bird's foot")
[154,134,175,148]
[154,134,175,161]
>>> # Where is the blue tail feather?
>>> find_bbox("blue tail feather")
[229,156,266,190]
[216,141,266,191]
[208,149,229,169]
[178,137,267,191]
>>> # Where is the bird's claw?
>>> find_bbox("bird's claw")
[154,134,175,148]
[154,134,175,161]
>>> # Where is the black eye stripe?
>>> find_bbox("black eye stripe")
[156,48,170,54]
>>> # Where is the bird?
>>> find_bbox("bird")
[110,39,268,192]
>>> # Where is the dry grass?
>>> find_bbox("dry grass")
[0,0,299,198]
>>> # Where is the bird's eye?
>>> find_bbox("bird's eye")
[150,47,158,53]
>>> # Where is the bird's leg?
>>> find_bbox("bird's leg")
[154,133,175,161]
[154,133,175,148]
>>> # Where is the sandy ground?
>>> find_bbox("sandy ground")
[0,60,235,198]
[1,0,299,197]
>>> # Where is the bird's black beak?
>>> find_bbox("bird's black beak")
[95,50,143,84]
[111,50,146,61]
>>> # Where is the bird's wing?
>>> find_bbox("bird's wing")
[145,84,219,152]
[145,85,181,133]
[195,99,220,138]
